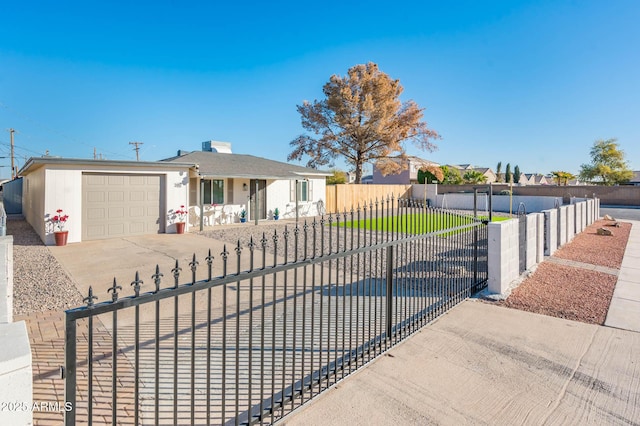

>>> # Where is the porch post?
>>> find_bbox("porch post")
[295,180,299,223]
[254,180,259,225]
[199,180,204,231]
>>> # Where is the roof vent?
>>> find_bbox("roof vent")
[202,141,232,154]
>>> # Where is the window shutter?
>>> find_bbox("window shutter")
[308,180,313,201]
[290,180,295,202]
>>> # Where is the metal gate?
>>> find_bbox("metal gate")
[64,198,488,425]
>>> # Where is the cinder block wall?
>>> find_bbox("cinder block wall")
[487,219,519,294]
[525,213,541,270]
[566,204,575,242]
[543,209,558,256]
[558,206,568,246]
[487,200,600,297]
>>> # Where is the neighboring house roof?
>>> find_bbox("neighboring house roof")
[162,151,331,180]
[630,171,640,183]
[373,156,440,168]
[531,174,548,184]
[452,164,474,170]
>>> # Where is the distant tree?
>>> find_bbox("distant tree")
[326,169,347,185]
[440,165,463,184]
[513,165,520,183]
[495,161,503,183]
[578,138,632,185]
[551,170,576,186]
[417,164,444,184]
[505,163,512,183]
[288,62,440,183]
[463,170,488,184]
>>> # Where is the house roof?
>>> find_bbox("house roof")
[161,151,331,180]
[18,157,194,176]
[630,171,640,183]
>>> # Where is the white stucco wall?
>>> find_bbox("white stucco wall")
[266,177,327,219]
[23,163,190,244]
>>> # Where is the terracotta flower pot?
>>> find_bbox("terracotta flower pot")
[176,222,186,234]
[54,231,69,246]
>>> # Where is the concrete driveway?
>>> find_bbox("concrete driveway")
[49,232,234,305]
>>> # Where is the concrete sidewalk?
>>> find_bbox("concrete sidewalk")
[605,219,640,332]
[282,300,640,425]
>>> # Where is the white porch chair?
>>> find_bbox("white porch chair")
[189,206,212,227]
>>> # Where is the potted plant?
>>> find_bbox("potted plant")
[239,209,247,223]
[51,209,69,246]
[273,207,280,220]
[174,205,188,234]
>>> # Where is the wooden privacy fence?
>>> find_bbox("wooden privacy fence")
[326,184,412,212]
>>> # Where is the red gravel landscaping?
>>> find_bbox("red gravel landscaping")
[497,219,630,325]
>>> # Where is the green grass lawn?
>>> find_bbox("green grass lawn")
[334,212,510,234]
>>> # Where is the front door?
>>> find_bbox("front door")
[250,179,267,220]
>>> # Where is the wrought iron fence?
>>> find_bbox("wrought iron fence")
[64,198,488,425]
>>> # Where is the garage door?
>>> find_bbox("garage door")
[82,174,163,240]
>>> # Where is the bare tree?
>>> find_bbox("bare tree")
[288,62,440,183]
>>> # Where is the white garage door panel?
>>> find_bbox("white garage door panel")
[82,174,162,240]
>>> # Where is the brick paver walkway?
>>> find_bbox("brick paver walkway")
[16,310,138,425]
[15,310,67,425]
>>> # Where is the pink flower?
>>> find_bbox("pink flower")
[51,210,69,231]
[174,206,188,223]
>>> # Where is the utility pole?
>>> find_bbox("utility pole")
[8,128,15,179]
[129,141,143,161]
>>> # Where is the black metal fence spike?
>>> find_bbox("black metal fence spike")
[260,233,268,248]
[171,259,181,288]
[189,254,199,284]
[84,286,98,307]
[248,236,255,251]
[206,249,214,264]
[107,278,122,302]
[235,240,242,254]
[152,265,163,293]
[131,271,143,297]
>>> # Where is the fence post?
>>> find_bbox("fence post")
[64,314,76,426]
[385,246,393,342]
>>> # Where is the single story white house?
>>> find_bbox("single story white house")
[18,142,330,245]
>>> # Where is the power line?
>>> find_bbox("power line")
[0,100,135,160]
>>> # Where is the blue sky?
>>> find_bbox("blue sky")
[1,0,638,179]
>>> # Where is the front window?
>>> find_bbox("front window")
[203,179,224,204]
[299,180,308,202]
[290,180,312,202]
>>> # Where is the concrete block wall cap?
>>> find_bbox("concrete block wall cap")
[0,321,31,372]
